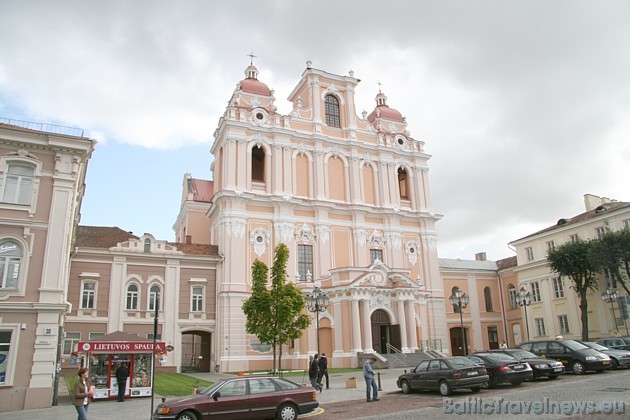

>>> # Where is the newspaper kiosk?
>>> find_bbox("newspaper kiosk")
[77,331,165,400]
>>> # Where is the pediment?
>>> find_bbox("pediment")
[348,264,420,289]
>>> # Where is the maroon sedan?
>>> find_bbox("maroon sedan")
[153,376,318,420]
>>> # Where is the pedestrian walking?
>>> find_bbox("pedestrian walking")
[318,353,329,389]
[309,354,322,392]
[363,357,379,402]
[115,363,130,402]
[73,367,94,420]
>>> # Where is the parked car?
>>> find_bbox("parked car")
[396,357,489,396]
[487,348,565,379]
[596,337,630,351]
[579,341,630,369]
[467,353,533,387]
[152,376,318,420]
[520,339,611,374]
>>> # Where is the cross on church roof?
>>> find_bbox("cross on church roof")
[247,51,257,66]
[377,80,383,93]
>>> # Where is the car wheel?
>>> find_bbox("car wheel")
[470,387,481,393]
[548,375,559,380]
[276,403,298,420]
[611,359,619,370]
[176,411,199,420]
[401,380,412,394]
[572,361,586,375]
[439,380,453,396]
[510,380,523,386]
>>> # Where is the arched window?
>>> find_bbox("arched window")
[452,286,461,313]
[508,284,518,309]
[0,239,22,289]
[148,285,161,311]
[324,95,341,127]
[144,238,151,253]
[484,287,493,312]
[397,167,408,199]
[2,163,35,205]
[251,146,265,182]
[126,284,139,310]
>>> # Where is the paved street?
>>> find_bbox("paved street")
[2,368,630,419]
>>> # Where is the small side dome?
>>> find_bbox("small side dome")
[239,65,272,96]
[557,218,568,226]
[367,91,404,123]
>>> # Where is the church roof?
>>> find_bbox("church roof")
[239,65,272,96]
[76,226,138,248]
[367,92,404,123]
[189,178,214,202]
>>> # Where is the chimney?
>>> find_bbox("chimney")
[584,194,602,211]
[475,252,487,261]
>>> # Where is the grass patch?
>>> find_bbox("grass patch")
[228,367,362,378]
[64,374,213,397]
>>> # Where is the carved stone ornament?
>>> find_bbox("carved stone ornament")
[355,228,367,246]
[370,293,391,311]
[295,223,316,244]
[367,230,384,248]
[316,224,330,244]
[220,216,246,238]
[250,228,271,257]
[405,240,419,266]
[274,222,295,243]
[388,232,403,250]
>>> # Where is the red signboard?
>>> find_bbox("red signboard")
[78,341,166,353]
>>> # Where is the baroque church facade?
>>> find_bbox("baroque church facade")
[173,61,448,372]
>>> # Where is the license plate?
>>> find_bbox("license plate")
[513,364,525,370]
[553,367,562,372]
[467,371,478,376]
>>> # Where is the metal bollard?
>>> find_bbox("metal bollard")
[377,372,382,391]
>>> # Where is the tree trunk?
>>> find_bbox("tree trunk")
[279,345,283,376]
[580,289,589,341]
[272,342,277,373]
[614,269,630,295]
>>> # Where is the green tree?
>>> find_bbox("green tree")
[592,229,630,294]
[242,243,311,372]
[547,238,600,340]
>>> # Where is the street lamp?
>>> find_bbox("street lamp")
[602,288,629,336]
[516,286,532,342]
[449,287,469,355]
[306,287,329,356]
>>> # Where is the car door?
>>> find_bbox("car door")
[546,341,571,367]
[410,360,430,389]
[204,379,249,419]
[423,360,443,390]
[247,378,280,419]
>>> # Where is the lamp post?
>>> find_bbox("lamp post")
[602,288,628,336]
[516,286,532,342]
[449,287,469,356]
[306,287,329,356]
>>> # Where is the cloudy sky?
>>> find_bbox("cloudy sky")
[1,0,629,261]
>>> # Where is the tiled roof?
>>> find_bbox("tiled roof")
[190,178,214,202]
[76,226,137,248]
[167,242,219,256]
[512,201,630,242]
[496,256,517,270]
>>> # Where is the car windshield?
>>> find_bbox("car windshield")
[448,357,477,368]
[509,349,537,359]
[581,341,608,351]
[197,380,226,395]
[562,340,589,350]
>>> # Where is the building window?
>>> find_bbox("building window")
[604,269,616,289]
[451,286,462,313]
[558,315,570,334]
[89,332,105,340]
[63,332,80,355]
[148,285,161,311]
[191,286,204,312]
[251,146,265,182]
[370,249,383,264]
[126,284,139,310]
[324,94,341,127]
[80,281,96,309]
[525,247,534,261]
[546,241,555,251]
[0,329,16,385]
[552,277,564,299]
[508,284,518,310]
[569,234,579,243]
[297,244,313,281]
[144,238,151,253]
[595,226,606,239]
[2,163,35,205]
[535,318,546,336]
[530,282,541,302]
[0,239,22,289]
[484,287,493,312]
[397,168,408,199]
[147,333,162,340]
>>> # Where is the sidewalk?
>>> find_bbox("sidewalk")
[0,368,408,419]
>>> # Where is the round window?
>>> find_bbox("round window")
[397,137,405,145]
[409,247,415,254]
[256,112,264,120]
[255,235,264,244]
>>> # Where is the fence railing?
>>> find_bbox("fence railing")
[0,117,85,137]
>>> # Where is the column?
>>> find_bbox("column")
[351,299,362,352]
[396,299,409,353]
[361,299,374,353]
[406,301,419,351]
[333,301,344,356]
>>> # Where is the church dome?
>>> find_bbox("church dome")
[367,92,404,123]
[239,65,272,96]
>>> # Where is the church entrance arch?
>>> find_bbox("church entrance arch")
[371,309,401,353]
[181,331,212,372]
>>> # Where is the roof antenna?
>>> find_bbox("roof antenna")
[247,51,257,66]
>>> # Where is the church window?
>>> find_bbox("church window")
[397,167,408,199]
[370,249,383,264]
[324,95,341,127]
[252,146,265,182]
[297,244,313,281]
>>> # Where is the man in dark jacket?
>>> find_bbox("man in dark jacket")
[318,353,329,389]
[308,354,322,392]
[115,363,130,402]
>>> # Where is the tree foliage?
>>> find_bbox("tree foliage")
[547,238,600,340]
[242,243,311,372]
[591,229,630,295]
